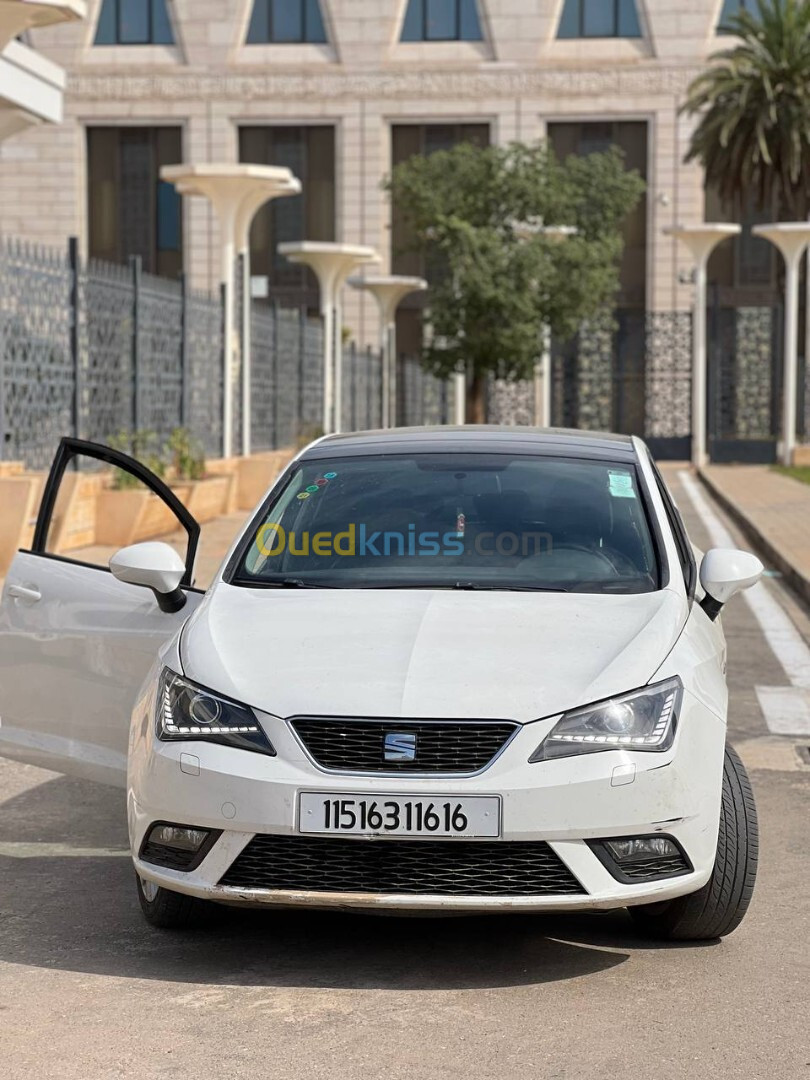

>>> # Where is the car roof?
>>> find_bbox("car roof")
[300,426,639,464]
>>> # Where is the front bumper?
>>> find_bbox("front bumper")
[128,689,726,913]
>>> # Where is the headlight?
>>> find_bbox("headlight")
[156,669,276,757]
[530,677,682,762]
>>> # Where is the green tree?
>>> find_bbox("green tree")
[683,0,810,219]
[385,141,644,422]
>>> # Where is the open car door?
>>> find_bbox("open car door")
[0,438,204,787]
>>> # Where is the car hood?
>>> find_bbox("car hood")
[180,584,686,723]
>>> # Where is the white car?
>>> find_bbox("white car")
[0,429,763,940]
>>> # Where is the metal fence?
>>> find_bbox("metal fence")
[1,236,450,471]
[0,237,225,470]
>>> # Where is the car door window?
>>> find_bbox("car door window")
[31,437,199,586]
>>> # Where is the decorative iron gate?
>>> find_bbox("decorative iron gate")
[707,300,781,464]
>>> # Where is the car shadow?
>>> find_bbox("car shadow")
[0,774,707,990]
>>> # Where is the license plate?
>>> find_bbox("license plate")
[298,793,501,838]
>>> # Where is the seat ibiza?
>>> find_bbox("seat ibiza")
[0,428,762,940]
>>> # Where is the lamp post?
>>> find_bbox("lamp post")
[512,220,577,428]
[752,223,810,467]
[277,242,380,434]
[664,224,741,468]
[161,165,301,459]
[348,276,427,428]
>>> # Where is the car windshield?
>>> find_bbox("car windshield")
[233,453,660,594]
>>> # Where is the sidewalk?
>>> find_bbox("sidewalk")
[699,465,810,606]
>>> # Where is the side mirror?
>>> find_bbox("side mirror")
[699,547,763,621]
[110,542,188,614]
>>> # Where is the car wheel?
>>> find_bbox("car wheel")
[630,745,758,941]
[135,872,214,929]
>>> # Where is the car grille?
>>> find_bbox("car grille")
[219,836,586,896]
[617,854,690,880]
[289,718,518,773]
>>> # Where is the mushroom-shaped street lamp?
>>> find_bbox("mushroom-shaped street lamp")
[161,164,301,459]
[752,223,810,467]
[349,275,427,428]
[0,0,85,49]
[664,225,741,468]
[277,242,380,434]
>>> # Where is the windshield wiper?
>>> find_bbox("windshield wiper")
[350,582,569,593]
[451,582,569,593]
[247,577,337,589]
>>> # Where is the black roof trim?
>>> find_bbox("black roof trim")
[300,426,638,462]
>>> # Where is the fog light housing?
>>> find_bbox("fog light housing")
[589,834,692,884]
[140,822,222,872]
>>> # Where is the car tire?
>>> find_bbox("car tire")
[135,872,214,930]
[629,745,758,941]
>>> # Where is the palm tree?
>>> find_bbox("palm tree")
[683,0,810,219]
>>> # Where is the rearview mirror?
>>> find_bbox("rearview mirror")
[699,548,763,621]
[110,542,187,613]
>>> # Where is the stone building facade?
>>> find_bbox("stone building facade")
[0,1,782,458]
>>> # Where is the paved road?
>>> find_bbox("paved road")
[0,470,808,1080]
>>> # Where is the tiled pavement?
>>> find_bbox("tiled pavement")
[700,465,810,605]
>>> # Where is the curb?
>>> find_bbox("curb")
[698,468,810,610]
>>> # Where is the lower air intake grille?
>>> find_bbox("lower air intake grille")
[615,854,690,880]
[219,836,585,896]
[289,718,518,773]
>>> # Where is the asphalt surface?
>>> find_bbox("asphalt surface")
[1,468,808,1080]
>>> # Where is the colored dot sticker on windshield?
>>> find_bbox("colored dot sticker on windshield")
[306,485,320,494]
[314,478,329,487]
[608,471,636,499]
[324,472,337,479]
[297,492,310,500]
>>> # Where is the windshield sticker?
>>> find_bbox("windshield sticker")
[297,492,310,501]
[608,471,636,499]
[324,472,338,480]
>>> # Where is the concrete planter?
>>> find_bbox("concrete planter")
[95,476,230,546]
[0,475,43,575]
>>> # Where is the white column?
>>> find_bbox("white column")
[753,224,810,467]
[221,217,236,460]
[692,253,709,469]
[784,253,802,467]
[664,225,741,468]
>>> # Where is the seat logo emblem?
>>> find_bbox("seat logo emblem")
[384,732,417,762]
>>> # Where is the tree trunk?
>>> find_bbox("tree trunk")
[466,372,487,424]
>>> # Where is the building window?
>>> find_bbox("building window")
[87,127,183,279]
[400,0,483,42]
[557,0,641,39]
[548,121,648,436]
[239,127,335,307]
[391,123,490,354]
[717,0,755,33]
[94,0,174,45]
[246,0,328,44]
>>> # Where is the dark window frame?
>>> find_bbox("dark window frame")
[94,0,174,46]
[557,0,642,40]
[87,125,184,278]
[401,0,483,43]
[246,0,328,45]
[717,0,754,34]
